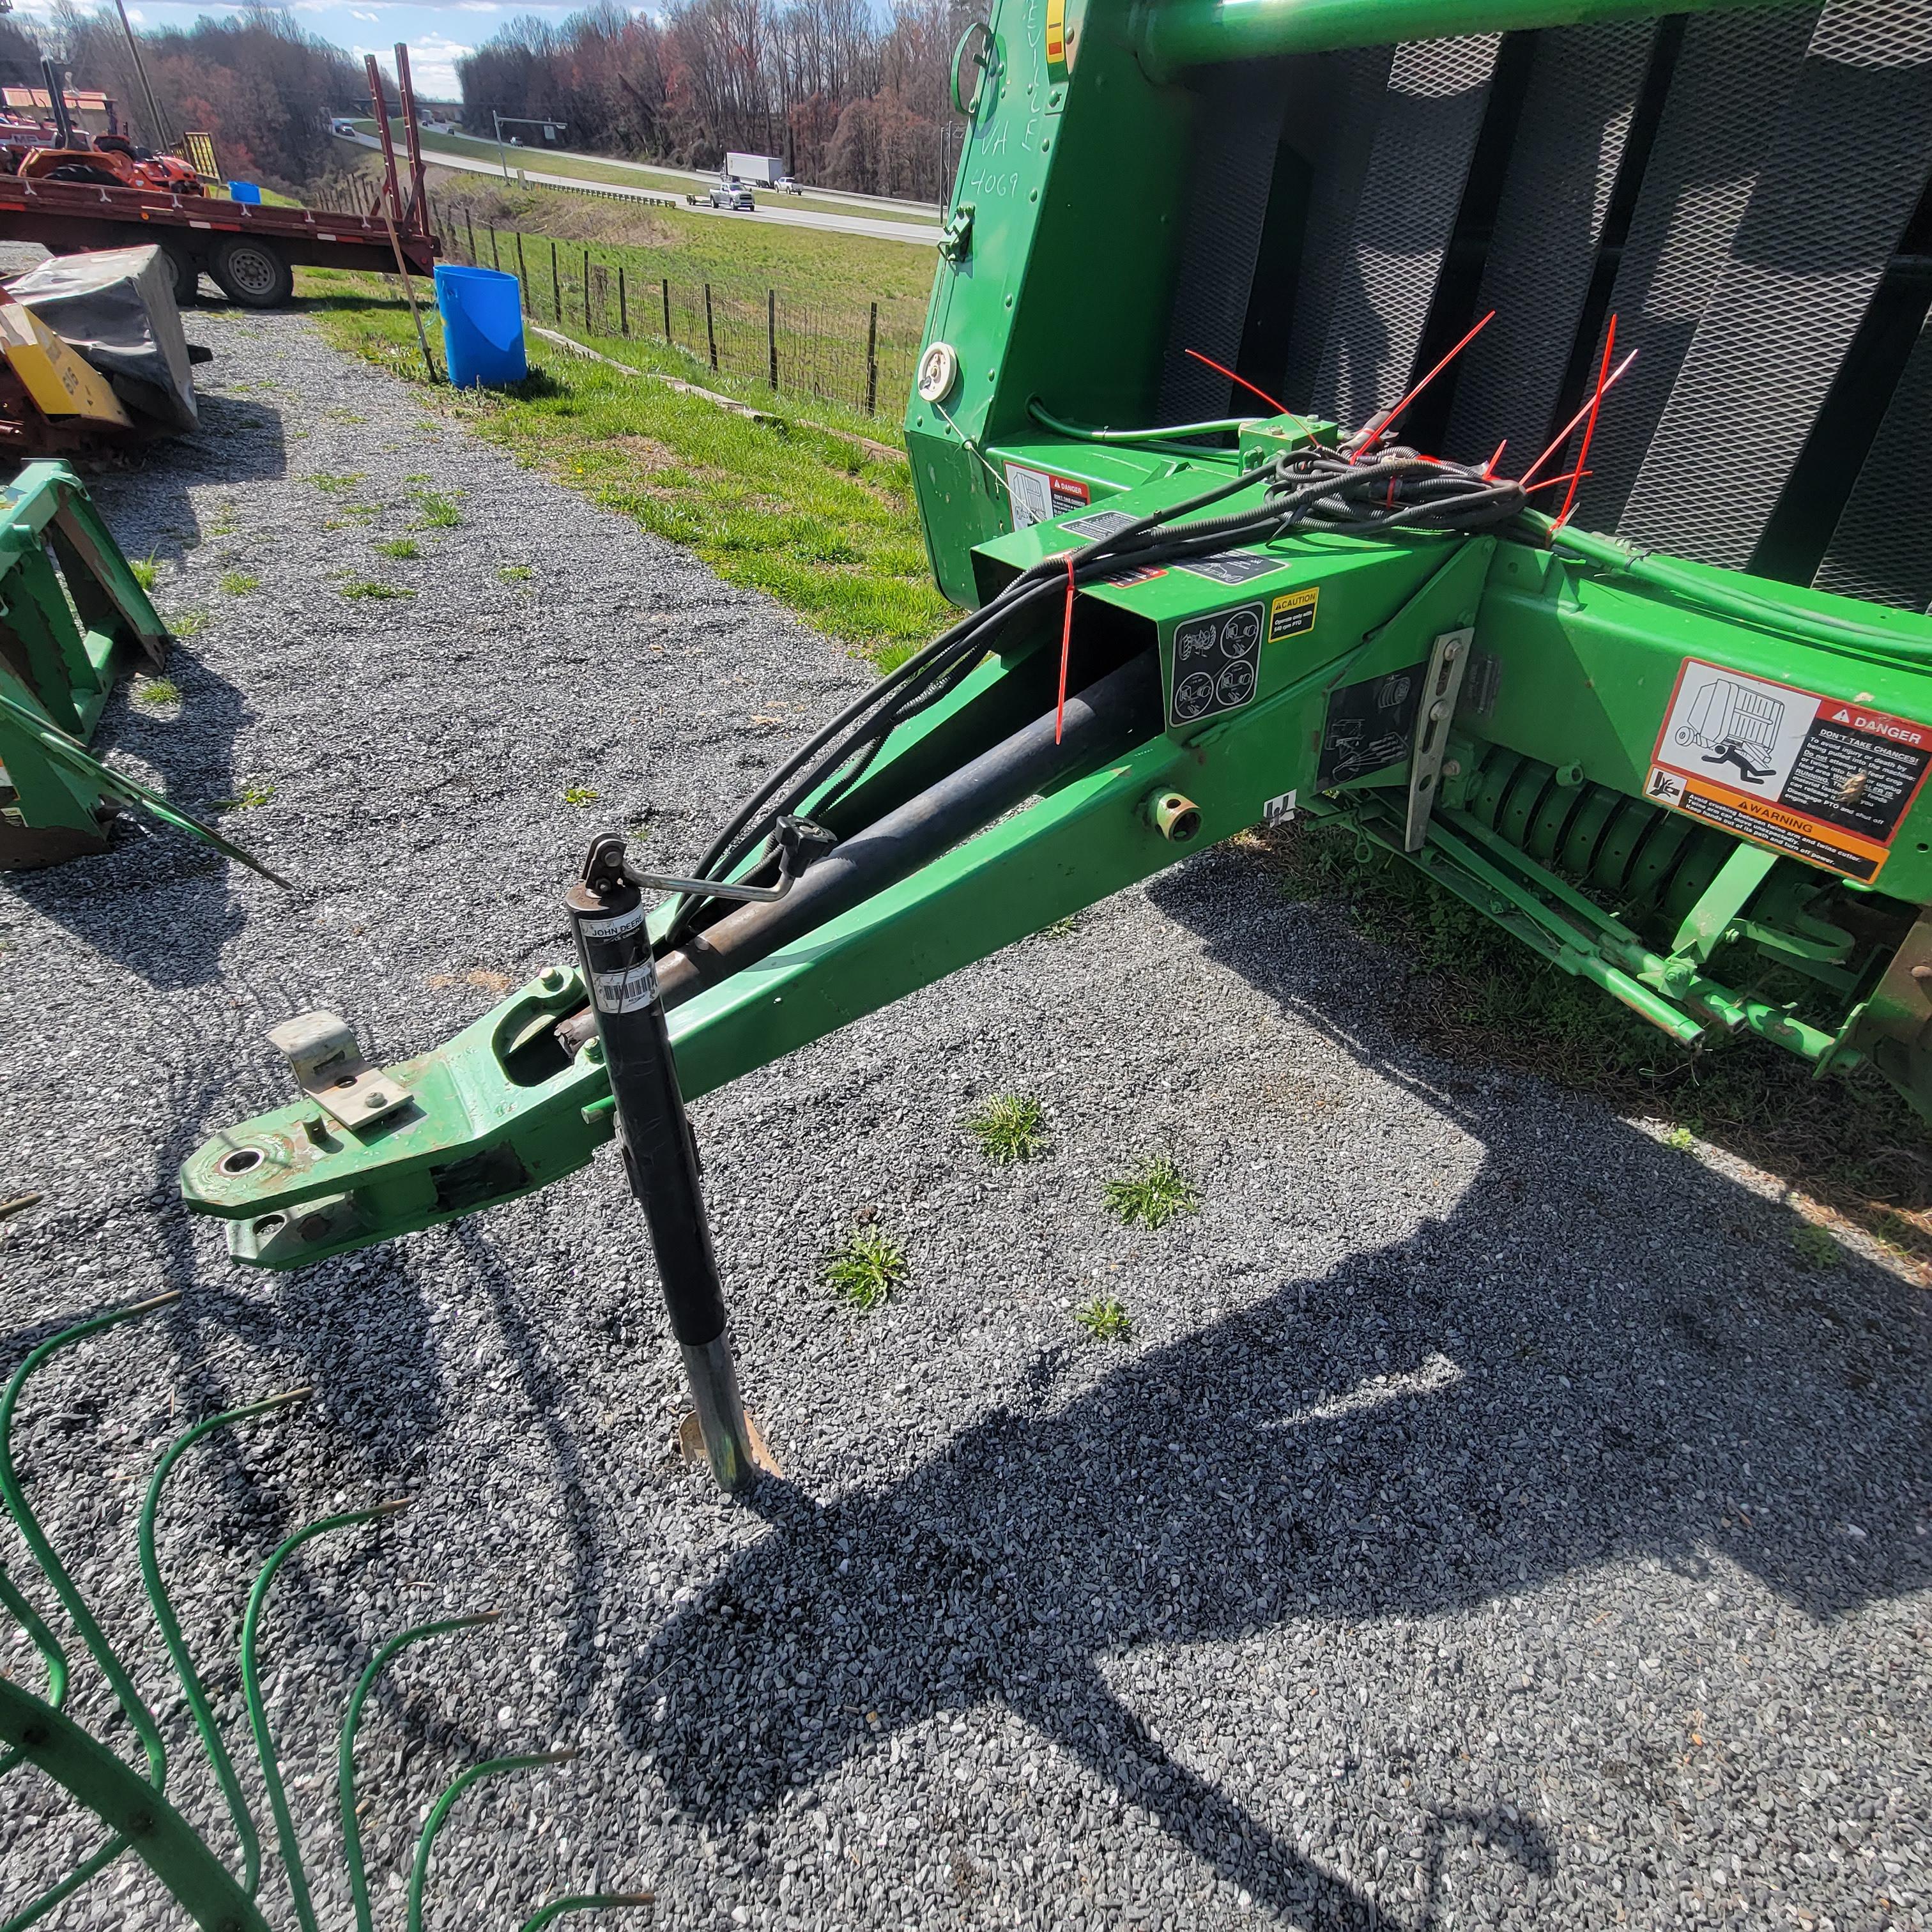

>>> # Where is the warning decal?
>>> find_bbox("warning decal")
[1006,464,1090,530]
[1268,586,1318,641]
[1648,658,1932,881]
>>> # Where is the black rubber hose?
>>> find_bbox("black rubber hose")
[656,648,1162,1008]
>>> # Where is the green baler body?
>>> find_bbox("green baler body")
[180,0,1932,1264]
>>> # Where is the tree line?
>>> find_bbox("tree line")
[0,5,356,191]
[457,0,969,204]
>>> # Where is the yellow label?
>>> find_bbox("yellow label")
[0,303,130,425]
[1045,0,1067,74]
[1268,586,1318,641]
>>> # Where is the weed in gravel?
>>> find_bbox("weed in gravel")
[966,1095,1049,1166]
[217,777,275,811]
[1793,1224,1842,1270]
[134,677,181,707]
[1104,1154,1200,1230]
[341,580,415,601]
[404,471,433,483]
[1664,1124,1698,1152]
[499,564,533,583]
[822,1226,907,1312]
[218,571,259,595]
[374,538,421,560]
[563,784,601,806]
[411,491,464,528]
[169,610,208,638]
[309,470,366,493]
[1076,1295,1132,1343]
[1039,915,1079,940]
[130,555,158,592]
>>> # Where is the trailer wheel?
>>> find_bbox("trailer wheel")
[159,243,201,307]
[210,236,293,309]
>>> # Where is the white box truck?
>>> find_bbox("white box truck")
[724,152,783,187]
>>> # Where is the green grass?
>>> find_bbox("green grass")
[1793,1224,1842,1271]
[822,1225,907,1312]
[169,610,208,639]
[130,555,158,592]
[217,777,275,811]
[341,580,414,601]
[410,490,464,530]
[303,269,949,668]
[563,785,599,806]
[1076,1296,1133,1343]
[966,1094,1050,1166]
[134,677,180,707]
[309,470,365,493]
[374,537,421,560]
[218,571,259,595]
[499,564,533,583]
[1103,1154,1202,1231]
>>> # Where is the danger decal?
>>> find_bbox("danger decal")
[1006,464,1089,530]
[1647,659,1932,882]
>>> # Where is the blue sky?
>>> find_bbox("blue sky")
[11,0,562,100]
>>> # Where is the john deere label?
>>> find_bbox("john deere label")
[1647,658,1932,882]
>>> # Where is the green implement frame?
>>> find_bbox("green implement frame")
[0,461,169,868]
[178,0,1932,1473]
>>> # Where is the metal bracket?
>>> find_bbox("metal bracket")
[1404,627,1473,852]
[939,202,975,263]
[266,1011,410,1132]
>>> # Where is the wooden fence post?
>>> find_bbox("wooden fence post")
[866,302,878,416]
[487,224,500,270]
[464,208,477,266]
[618,265,627,336]
[767,288,778,390]
[583,248,592,331]
[704,282,717,372]
[515,230,529,309]
[551,240,561,324]
[661,277,671,342]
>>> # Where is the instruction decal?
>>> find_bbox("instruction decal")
[1317,663,1426,786]
[1060,507,1138,541]
[1006,464,1090,530]
[1268,586,1319,641]
[1169,601,1263,730]
[1177,549,1284,586]
[1647,659,1932,881]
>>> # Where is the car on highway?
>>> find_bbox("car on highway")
[709,181,755,210]
[777,176,802,194]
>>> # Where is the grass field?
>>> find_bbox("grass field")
[348,123,937,227]
[303,266,950,664]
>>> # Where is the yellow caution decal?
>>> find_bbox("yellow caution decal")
[0,303,130,425]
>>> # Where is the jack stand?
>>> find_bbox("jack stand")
[565,833,770,1492]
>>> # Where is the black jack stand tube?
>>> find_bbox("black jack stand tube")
[565,834,760,1491]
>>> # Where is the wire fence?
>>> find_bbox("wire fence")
[427,198,921,419]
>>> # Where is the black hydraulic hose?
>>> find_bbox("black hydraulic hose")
[655,648,1162,1008]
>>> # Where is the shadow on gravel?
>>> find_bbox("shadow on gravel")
[3,652,256,988]
[614,867,1931,1926]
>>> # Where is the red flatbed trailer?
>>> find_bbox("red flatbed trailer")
[0,45,439,310]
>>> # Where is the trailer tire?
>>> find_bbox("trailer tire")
[210,236,292,309]
[159,243,201,307]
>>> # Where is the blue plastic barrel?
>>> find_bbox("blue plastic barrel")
[434,264,528,389]
[227,180,261,203]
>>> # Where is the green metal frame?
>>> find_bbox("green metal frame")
[0,461,167,847]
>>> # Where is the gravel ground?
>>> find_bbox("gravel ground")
[1,299,1929,1932]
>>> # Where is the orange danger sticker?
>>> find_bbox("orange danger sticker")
[1646,658,1932,882]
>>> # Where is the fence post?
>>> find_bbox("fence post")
[552,240,561,325]
[487,224,500,271]
[866,302,878,417]
[465,208,477,267]
[704,282,717,372]
[662,277,671,342]
[618,265,628,337]
[767,289,778,391]
[583,247,592,332]
[515,230,530,311]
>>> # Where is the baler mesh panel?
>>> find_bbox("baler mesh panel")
[1277,45,1395,413]
[1567,4,1821,534]
[1442,20,1654,469]
[1309,34,1500,431]
[1156,66,1289,424]
[1615,0,1932,567]
[1815,314,1932,612]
